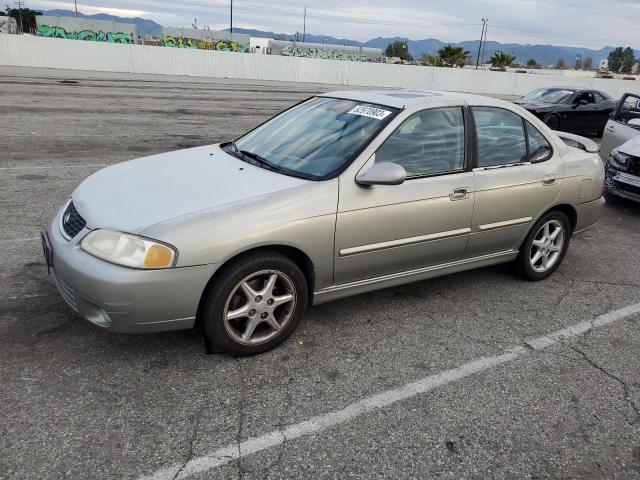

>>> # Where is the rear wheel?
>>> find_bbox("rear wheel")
[200,252,308,356]
[516,211,571,281]
[543,113,560,131]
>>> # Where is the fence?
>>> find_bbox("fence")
[0,34,637,98]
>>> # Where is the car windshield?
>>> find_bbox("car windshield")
[521,88,575,104]
[231,97,397,179]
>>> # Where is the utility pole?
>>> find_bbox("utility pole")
[480,19,489,68]
[475,18,486,69]
[74,0,78,17]
[230,0,233,34]
[13,1,23,34]
[302,5,307,43]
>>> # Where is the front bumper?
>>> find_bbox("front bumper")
[45,208,220,333]
[605,164,640,203]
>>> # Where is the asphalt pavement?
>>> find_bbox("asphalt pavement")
[1,66,639,480]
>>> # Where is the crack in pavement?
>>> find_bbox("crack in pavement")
[569,345,640,425]
[174,403,206,480]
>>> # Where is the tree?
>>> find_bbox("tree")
[490,51,516,71]
[419,53,441,66]
[574,56,582,70]
[608,47,624,73]
[526,58,539,69]
[555,58,567,70]
[385,41,413,62]
[622,47,635,74]
[437,45,469,67]
[6,8,41,33]
[582,57,593,71]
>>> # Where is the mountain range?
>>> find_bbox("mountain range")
[41,9,636,67]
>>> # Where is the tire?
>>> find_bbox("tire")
[516,211,571,281]
[543,113,560,131]
[200,251,308,356]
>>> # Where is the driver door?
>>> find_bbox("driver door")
[334,106,474,285]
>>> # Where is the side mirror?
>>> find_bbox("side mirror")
[356,162,406,186]
[628,118,640,129]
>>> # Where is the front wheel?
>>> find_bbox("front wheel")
[516,211,571,281]
[543,113,560,131]
[200,252,308,356]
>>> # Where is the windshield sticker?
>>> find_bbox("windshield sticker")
[348,105,392,120]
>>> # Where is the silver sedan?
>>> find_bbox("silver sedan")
[42,90,605,355]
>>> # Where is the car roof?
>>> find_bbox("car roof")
[318,89,510,109]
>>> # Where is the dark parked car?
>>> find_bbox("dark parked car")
[514,87,617,136]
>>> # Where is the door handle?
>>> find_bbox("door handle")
[449,188,469,201]
[542,175,557,186]
[606,125,616,132]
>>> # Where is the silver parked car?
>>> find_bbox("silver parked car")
[601,92,640,160]
[42,91,605,355]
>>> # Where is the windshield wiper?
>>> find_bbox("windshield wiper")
[233,144,282,173]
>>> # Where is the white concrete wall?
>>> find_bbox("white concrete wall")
[1,34,639,99]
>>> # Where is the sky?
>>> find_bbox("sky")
[26,0,640,49]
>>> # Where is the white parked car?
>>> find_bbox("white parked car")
[601,92,640,160]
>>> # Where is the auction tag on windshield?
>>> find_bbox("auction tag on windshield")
[348,105,392,120]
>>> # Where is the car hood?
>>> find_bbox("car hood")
[617,135,640,157]
[72,144,309,234]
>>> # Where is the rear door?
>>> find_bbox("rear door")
[467,107,562,258]
[601,93,640,160]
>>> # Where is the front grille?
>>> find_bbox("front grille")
[61,201,86,239]
[628,157,640,177]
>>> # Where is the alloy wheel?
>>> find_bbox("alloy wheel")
[223,270,296,345]
[529,220,565,273]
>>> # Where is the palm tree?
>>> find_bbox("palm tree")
[490,51,516,71]
[437,45,470,67]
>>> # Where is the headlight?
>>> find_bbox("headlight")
[611,150,630,167]
[81,230,177,269]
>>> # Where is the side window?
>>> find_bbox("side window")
[593,92,606,103]
[473,107,527,167]
[578,92,595,104]
[526,122,552,162]
[615,94,640,124]
[375,107,465,177]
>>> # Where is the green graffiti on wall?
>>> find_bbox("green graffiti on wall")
[37,25,134,44]
[281,46,382,62]
[162,36,249,53]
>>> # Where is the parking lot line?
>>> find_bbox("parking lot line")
[140,301,640,480]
